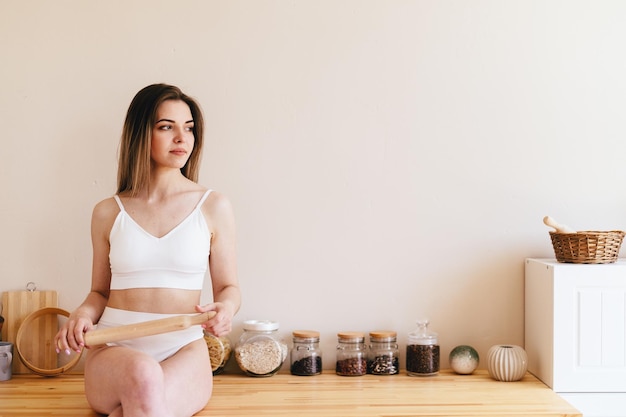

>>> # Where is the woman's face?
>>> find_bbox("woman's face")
[151,99,195,170]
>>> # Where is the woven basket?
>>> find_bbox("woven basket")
[549,230,625,264]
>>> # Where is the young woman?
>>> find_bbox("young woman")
[55,83,240,417]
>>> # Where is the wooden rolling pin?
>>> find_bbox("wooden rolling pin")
[84,311,216,346]
[543,216,576,233]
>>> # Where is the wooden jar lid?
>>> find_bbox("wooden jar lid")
[369,330,397,339]
[292,330,320,338]
[337,331,365,341]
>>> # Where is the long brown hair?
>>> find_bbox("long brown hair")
[117,84,205,195]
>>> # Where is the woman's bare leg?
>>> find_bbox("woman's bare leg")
[84,340,212,417]
[85,346,170,417]
[161,339,213,417]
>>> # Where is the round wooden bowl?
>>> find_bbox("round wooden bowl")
[15,307,82,376]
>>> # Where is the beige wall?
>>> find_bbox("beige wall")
[2,0,626,371]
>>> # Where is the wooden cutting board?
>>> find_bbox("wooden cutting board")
[1,290,58,374]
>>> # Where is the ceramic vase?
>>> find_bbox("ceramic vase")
[487,344,527,382]
[449,345,479,375]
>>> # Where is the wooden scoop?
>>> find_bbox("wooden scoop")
[543,216,576,234]
[84,311,216,346]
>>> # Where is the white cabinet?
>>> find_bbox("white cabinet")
[525,258,626,417]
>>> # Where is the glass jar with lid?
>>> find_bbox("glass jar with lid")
[336,332,367,376]
[406,319,440,376]
[234,320,288,377]
[290,330,322,376]
[203,331,232,375]
[367,330,399,375]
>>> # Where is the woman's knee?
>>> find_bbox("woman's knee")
[122,355,166,394]
[85,348,166,412]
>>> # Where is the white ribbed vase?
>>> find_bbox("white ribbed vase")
[487,345,528,382]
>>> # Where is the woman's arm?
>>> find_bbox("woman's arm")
[54,198,117,353]
[197,191,240,337]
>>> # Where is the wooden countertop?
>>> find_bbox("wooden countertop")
[0,370,581,417]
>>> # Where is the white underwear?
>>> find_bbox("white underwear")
[96,307,203,362]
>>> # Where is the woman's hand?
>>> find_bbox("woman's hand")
[54,311,95,354]
[195,302,233,338]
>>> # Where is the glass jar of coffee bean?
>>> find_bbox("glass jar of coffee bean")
[406,319,439,376]
[336,332,367,376]
[234,320,288,377]
[367,330,399,375]
[290,330,322,376]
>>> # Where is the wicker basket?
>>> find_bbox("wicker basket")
[549,230,625,264]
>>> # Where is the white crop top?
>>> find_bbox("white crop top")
[108,190,212,290]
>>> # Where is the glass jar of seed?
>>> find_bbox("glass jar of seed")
[234,320,288,377]
[336,332,367,376]
[367,330,399,375]
[406,319,439,376]
[290,330,322,376]
[203,331,232,375]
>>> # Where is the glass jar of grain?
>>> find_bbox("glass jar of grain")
[290,330,322,376]
[336,332,367,376]
[203,331,232,375]
[234,320,288,377]
[406,319,439,376]
[367,330,399,375]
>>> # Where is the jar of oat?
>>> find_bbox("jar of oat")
[203,331,232,375]
[290,330,322,376]
[234,320,287,377]
[367,330,399,375]
[336,332,367,376]
[406,319,439,376]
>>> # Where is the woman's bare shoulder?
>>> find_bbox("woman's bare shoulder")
[91,196,121,223]
[201,190,235,224]
[204,190,233,211]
